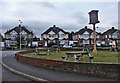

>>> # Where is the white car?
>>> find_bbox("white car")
[63,45,72,48]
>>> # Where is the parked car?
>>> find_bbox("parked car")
[51,45,60,49]
[70,44,77,47]
[96,42,101,47]
[63,45,72,48]
[5,46,12,49]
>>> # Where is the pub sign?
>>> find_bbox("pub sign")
[89,10,100,24]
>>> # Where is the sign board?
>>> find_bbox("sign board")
[89,10,100,24]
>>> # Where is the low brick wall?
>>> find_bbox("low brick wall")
[15,50,119,79]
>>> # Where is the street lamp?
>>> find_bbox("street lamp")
[19,20,22,49]
[88,10,100,55]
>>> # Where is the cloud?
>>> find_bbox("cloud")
[0,2,118,37]
[39,2,55,8]
[72,11,88,26]
[0,0,119,2]
[118,1,120,29]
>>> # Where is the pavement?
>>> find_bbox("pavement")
[1,51,117,82]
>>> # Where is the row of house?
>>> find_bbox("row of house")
[1,24,120,49]
[41,25,120,47]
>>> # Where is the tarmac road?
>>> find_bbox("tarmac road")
[1,51,34,82]
[2,66,31,81]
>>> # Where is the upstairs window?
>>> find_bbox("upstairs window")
[112,34,118,38]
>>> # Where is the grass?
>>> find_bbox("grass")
[91,51,118,63]
[23,50,118,63]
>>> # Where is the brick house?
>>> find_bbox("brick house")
[41,25,69,46]
[4,25,34,48]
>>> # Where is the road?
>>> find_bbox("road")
[1,51,34,82]
[0,51,37,83]
[2,66,30,81]
[1,51,117,82]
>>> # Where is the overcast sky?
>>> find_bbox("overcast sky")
[0,0,119,37]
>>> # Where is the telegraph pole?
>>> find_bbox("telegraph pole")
[19,20,22,49]
[88,10,100,55]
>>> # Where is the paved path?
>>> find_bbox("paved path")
[2,51,116,81]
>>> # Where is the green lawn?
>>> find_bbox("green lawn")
[23,50,118,63]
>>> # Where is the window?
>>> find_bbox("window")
[109,35,111,38]
[49,34,57,38]
[21,34,27,40]
[112,34,117,38]
[59,34,64,38]
[49,34,52,38]
[97,35,100,38]
[11,34,16,40]
[83,34,89,39]
[83,40,89,44]
[91,34,94,38]
[60,40,68,45]
[105,35,108,38]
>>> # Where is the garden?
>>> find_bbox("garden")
[23,49,118,63]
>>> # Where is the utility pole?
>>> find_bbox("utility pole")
[88,10,100,55]
[19,20,22,49]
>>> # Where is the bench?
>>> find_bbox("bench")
[47,47,59,55]
[63,51,94,62]
[61,56,67,61]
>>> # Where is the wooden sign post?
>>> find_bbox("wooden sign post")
[88,10,100,55]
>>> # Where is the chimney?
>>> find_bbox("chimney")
[112,27,114,29]
[85,26,87,29]
[19,24,21,27]
[53,25,56,27]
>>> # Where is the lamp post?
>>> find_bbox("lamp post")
[88,10,100,55]
[19,20,22,49]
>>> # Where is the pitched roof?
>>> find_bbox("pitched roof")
[75,26,93,35]
[4,25,33,35]
[102,27,117,35]
[41,25,68,35]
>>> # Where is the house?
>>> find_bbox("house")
[31,37,44,48]
[0,33,4,49]
[4,25,34,48]
[0,33,3,42]
[41,25,69,47]
[102,27,120,47]
[73,26,101,46]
